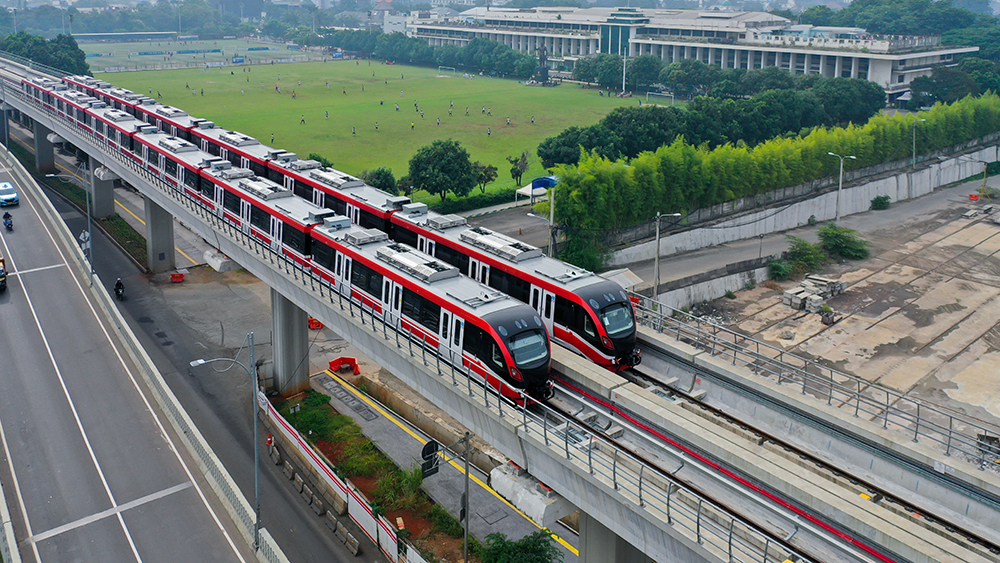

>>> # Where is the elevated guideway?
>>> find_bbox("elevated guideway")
[2,56,990,563]
[0,60,801,563]
[628,299,1000,557]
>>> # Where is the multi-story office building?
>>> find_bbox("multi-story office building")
[408,6,978,103]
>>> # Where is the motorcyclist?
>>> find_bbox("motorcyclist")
[114,278,124,298]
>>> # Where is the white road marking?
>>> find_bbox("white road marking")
[29,482,194,543]
[7,263,66,276]
[19,160,248,562]
[1,191,145,563]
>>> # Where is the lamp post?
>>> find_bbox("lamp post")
[912,117,926,168]
[827,152,856,224]
[46,169,93,285]
[653,212,682,298]
[190,332,261,551]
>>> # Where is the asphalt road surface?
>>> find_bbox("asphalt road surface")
[0,165,249,563]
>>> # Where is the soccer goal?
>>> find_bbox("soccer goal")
[437,66,457,77]
[645,91,675,106]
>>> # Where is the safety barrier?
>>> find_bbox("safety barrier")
[0,141,289,563]
[0,475,21,563]
[631,293,1000,469]
[0,68,807,563]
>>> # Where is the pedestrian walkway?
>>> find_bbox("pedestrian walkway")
[462,195,545,219]
[311,371,579,562]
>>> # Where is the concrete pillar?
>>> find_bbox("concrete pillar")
[835,55,843,78]
[88,155,115,219]
[579,513,652,563]
[271,288,310,395]
[851,57,859,78]
[143,195,175,273]
[0,107,8,147]
[33,120,55,175]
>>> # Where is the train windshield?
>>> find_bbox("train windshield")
[509,330,548,367]
[599,303,634,337]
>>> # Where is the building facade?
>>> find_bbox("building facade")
[408,6,978,102]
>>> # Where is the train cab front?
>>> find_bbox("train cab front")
[506,327,554,401]
[598,302,640,371]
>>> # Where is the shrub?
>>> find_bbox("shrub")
[431,187,518,215]
[807,214,818,225]
[786,236,826,271]
[303,389,330,408]
[870,195,891,210]
[725,290,737,299]
[429,504,464,538]
[818,224,870,260]
[768,259,793,280]
[820,304,833,313]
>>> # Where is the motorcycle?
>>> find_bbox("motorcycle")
[3,217,11,232]
[114,285,125,301]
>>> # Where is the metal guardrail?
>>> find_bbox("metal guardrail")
[0,98,289,563]
[0,73,809,563]
[631,294,1000,470]
[0,51,70,79]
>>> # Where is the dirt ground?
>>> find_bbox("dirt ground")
[714,200,1000,434]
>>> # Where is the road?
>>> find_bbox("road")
[0,163,249,563]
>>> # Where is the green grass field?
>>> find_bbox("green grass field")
[101,59,637,198]
[83,39,320,72]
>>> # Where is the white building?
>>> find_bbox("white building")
[408,6,978,102]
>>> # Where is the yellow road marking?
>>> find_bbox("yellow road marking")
[324,370,579,556]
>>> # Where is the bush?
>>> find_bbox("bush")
[558,235,608,272]
[429,504,464,538]
[870,195,891,210]
[768,259,793,280]
[807,214,818,225]
[431,187,518,215]
[818,224,870,260]
[786,236,826,271]
[725,290,737,299]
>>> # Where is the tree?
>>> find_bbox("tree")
[0,32,89,76]
[812,78,886,125]
[910,67,980,106]
[537,124,622,167]
[625,54,663,90]
[819,224,870,259]
[507,151,530,186]
[481,530,563,563]
[472,161,498,193]
[800,5,834,25]
[408,140,476,202]
[362,166,397,194]
[396,175,415,196]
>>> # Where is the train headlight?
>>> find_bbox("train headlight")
[601,336,614,350]
[509,366,523,381]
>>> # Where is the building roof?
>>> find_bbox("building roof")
[458,6,788,30]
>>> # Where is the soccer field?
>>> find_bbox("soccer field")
[103,60,637,195]
[83,39,322,72]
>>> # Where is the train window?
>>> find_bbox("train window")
[531,289,539,310]
[323,196,347,216]
[313,241,336,271]
[95,122,104,136]
[402,288,440,333]
[434,242,469,273]
[282,225,308,255]
[471,262,478,279]
[454,319,461,346]
[545,295,553,319]
[509,330,547,367]
[227,150,240,167]
[554,296,573,326]
[292,179,312,200]
[200,178,214,198]
[350,260,383,300]
[583,315,596,338]
[392,225,419,249]
[491,343,504,371]
[183,168,198,190]
[394,287,401,309]
[249,160,267,177]
[358,210,383,231]
[223,190,241,213]
[463,325,485,358]
[442,317,449,340]
[249,205,269,231]
[599,303,634,337]
[383,281,391,304]
[335,254,342,276]
[206,141,221,157]
[164,158,178,178]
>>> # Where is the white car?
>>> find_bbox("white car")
[0,182,17,207]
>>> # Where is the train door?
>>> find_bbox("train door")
[213,184,225,218]
[469,259,490,285]
[341,255,354,302]
[381,279,393,323]
[540,291,555,334]
[416,235,435,256]
[270,216,282,251]
[283,174,294,191]
[312,189,325,208]
[438,309,463,366]
[239,200,251,234]
[345,203,361,225]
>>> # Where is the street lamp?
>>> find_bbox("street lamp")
[46,169,93,285]
[190,332,261,552]
[912,117,926,168]
[652,212,682,296]
[827,152,856,224]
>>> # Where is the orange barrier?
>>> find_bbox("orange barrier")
[971,194,980,201]
[329,357,360,375]
[308,317,324,330]
[170,272,185,283]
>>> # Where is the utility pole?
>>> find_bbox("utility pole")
[912,117,926,168]
[462,432,470,563]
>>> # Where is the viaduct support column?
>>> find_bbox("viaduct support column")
[579,513,653,563]
[271,288,309,396]
[88,155,115,218]
[143,195,175,273]
[33,120,55,175]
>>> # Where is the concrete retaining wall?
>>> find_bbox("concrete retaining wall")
[609,146,999,266]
